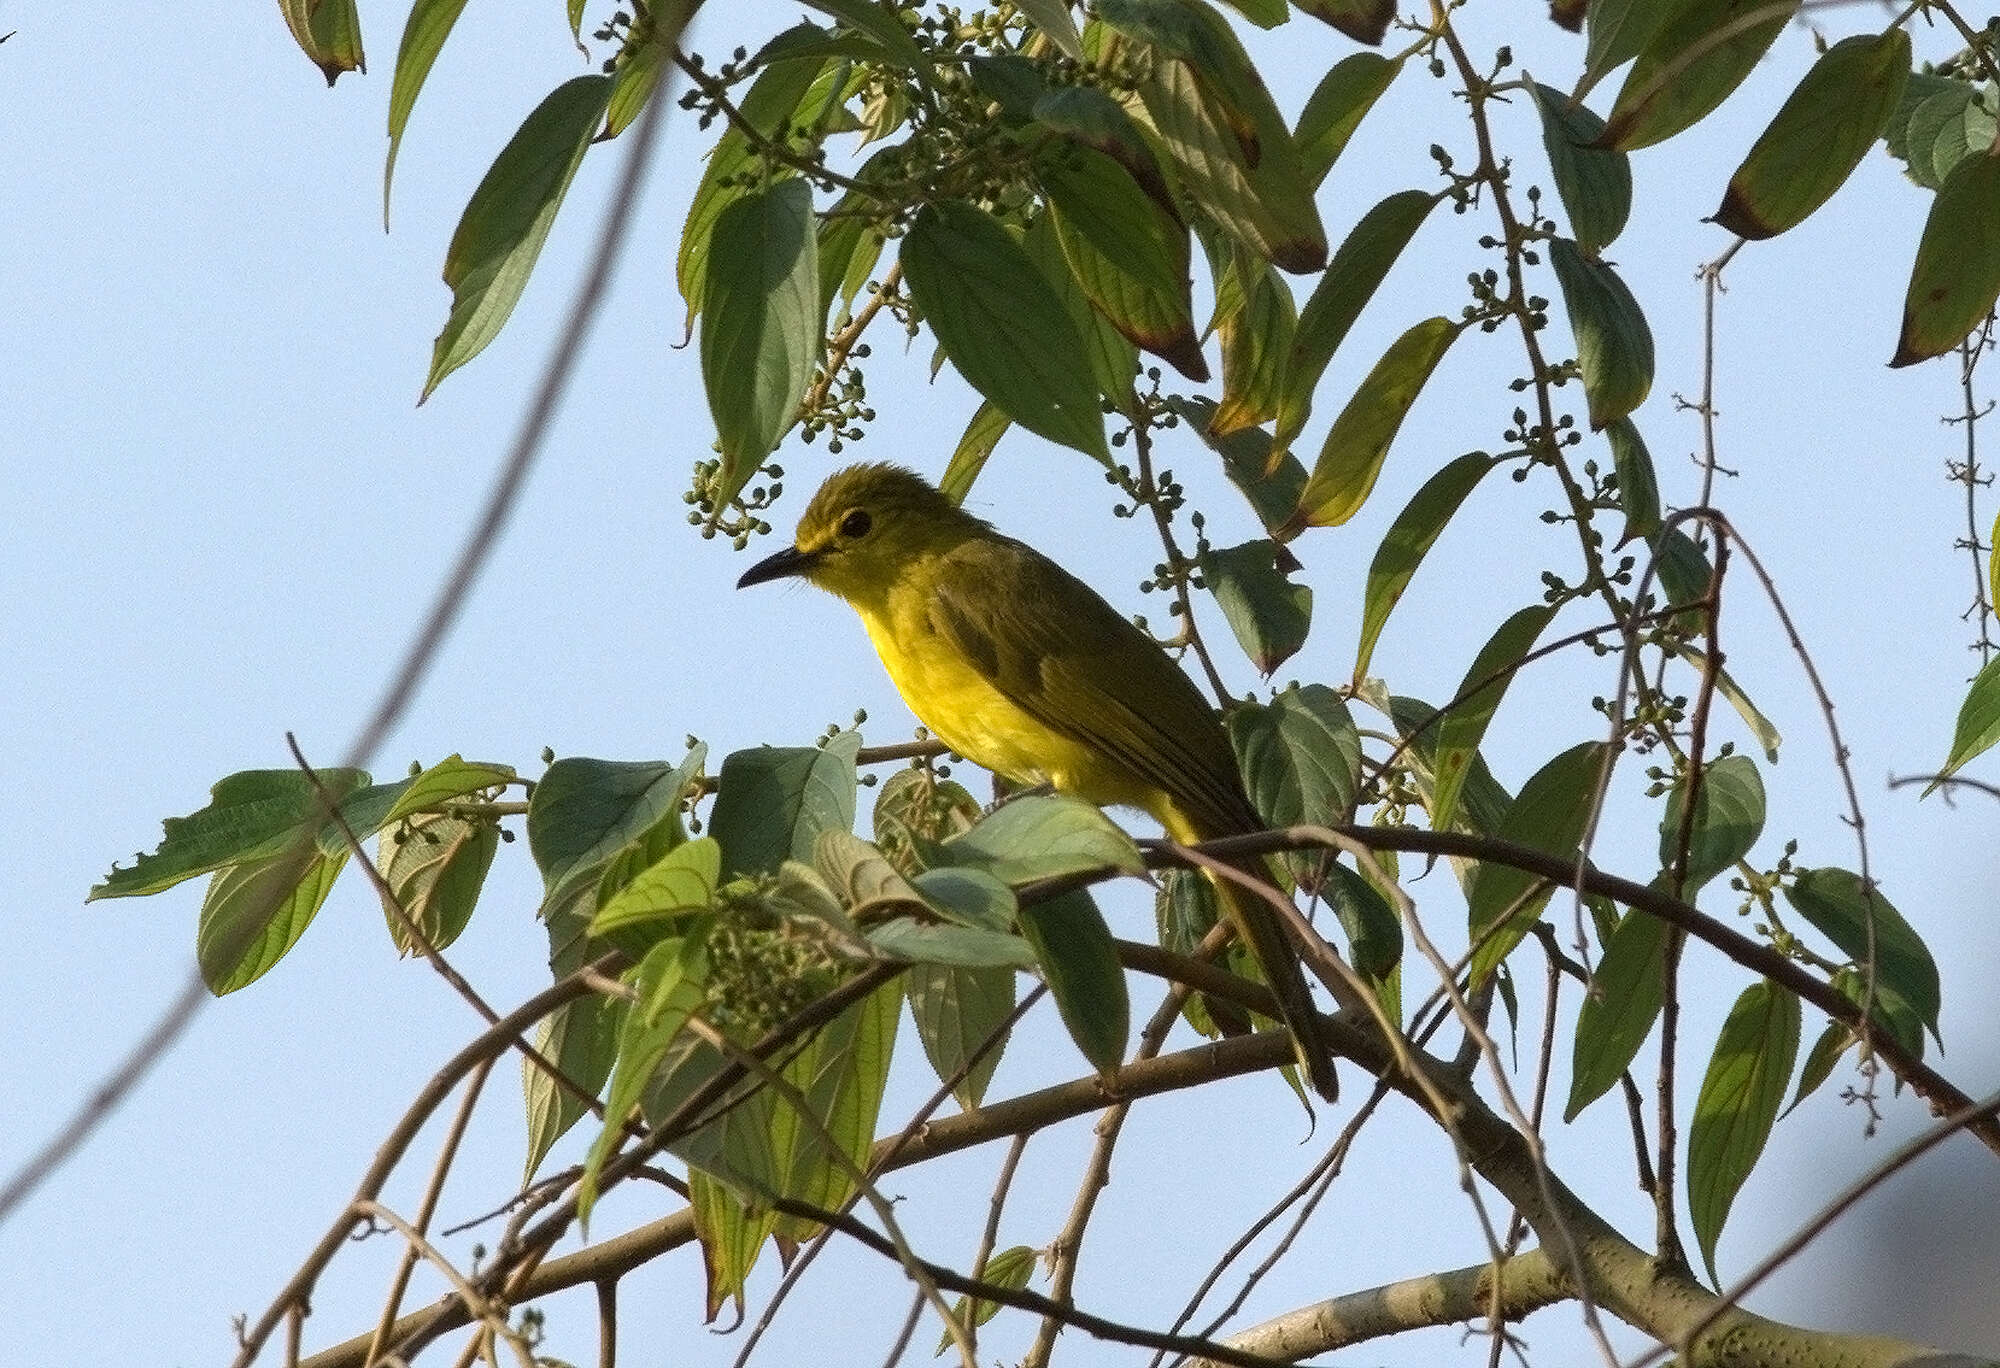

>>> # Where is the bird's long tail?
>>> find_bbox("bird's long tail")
[1166,813,1341,1103]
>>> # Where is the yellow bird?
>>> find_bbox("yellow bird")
[737,462,1339,1102]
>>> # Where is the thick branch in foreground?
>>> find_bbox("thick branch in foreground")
[301,1007,1989,1368]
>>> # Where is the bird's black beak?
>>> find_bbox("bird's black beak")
[737,544,821,589]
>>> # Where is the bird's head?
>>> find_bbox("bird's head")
[736,463,985,603]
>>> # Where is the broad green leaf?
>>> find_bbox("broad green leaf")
[1907,84,1995,191]
[196,850,348,994]
[1651,526,1714,631]
[1884,73,1972,170]
[817,829,930,924]
[277,0,364,85]
[942,793,1145,885]
[1035,140,1204,379]
[328,754,517,856]
[604,28,671,139]
[1605,418,1660,540]
[1017,889,1129,1076]
[590,837,723,952]
[1580,0,1673,96]
[937,1245,1039,1351]
[692,1166,778,1321]
[914,866,1019,933]
[1785,868,1941,1041]
[1892,152,2000,368]
[968,53,1053,124]
[1275,189,1439,450]
[1156,867,1247,1036]
[941,400,1011,505]
[907,962,1016,1108]
[1024,210,1142,414]
[1353,451,1500,680]
[376,814,499,954]
[527,752,704,913]
[524,992,626,1180]
[709,733,862,879]
[579,933,709,1219]
[1016,0,1085,56]
[870,919,1038,968]
[1677,644,1783,763]
[1126,17,1327,273]
[1175,397,1307,539]
[1549,238,1652,429]
[1712,32,1909,240]
[1295,54,1401,189]
[1564,906,1669,1121]
[1322,859,1401,988]
[1210,258,1296,433]
[1213,0,1287,26]
[1659,754,1764,896]
[701,178,821,508]
[1292,0,1393,44]
[752,20,889,67]
[902,201,1111,463]
[678,59,826,323]
[1227,683,1363,836]
[1932,652,2000,788]
[1528,83,1631,255]
[1284,316,1460,536]
[800,0,933,81]
[871,766,982,872]
[1199,539,1312,675]
[422,76,611,399]
[1431,605,1559,834]
[1831,965,1925,1060]
[1784,1017,1853,1118]
[1032,85,1178,214]
[91,768,370,900]
[384,0,471,223]
[1604,0,1797,151]
[1466,742,1608,983]
[1385,694,1514,842]
[771,978,900,1240]
[1689,979,1800,1283]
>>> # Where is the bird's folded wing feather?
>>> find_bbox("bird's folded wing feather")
[928,537,1261,838]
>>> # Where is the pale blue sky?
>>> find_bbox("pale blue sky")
[4,3,1997,1364]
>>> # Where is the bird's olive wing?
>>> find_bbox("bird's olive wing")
[928,537,1258,837]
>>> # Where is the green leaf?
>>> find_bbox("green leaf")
[902,201,1111,463]
[1212,0,1287,27]
[709,734,861,879]
[422,75,611,399]
[678,58,827,324]
[1466,742,1608,983]
[1275,189,1439,451]
[196,850,348,994]
[91,768,369,900]
[376,814,500,954]
[1176,398,1308,538]
[1353,451,1500,681]
[579,933,709,1219]
[604,28,670,139]
[1198,539,1312,675]
[1227,683,1363,836]
[1910,85,1996,191]
[914,866,1020,933]
[772,979,901,1241]
[1431,605,1559,834]
[1209,256,1296,433]
[1677,644,1782,763]
[1321,860,1401,987]
[1035,140,1205,380]
[1933,653,2000,789]
[1528,83,1631,255]
[701,178,822,507]
[1385,694,1513,843]
[1549,238,1652,429]
[276,0,365,86]
[1689,979,1800,1283]
[1884,73,1972,170]
[1892,151,2000,368]
[1564,907,1669,1122]
[1284,316,1459,536]
[1017,889,1129,1076]
[1024,210,1142,415]
[907,962,1016,1108]
[590,838,723,953]
[1605,418,1660,541]
[1015,0,1085,56]
[527,751,704,913]
[1604,0,1797,151]
[1784,1017,1854,1118]
[937,1245,1039,1352]
[524,992,626,1180]
[800,0,933,81]
[1580,0,1671,96]
[384,0,471,223]
[1031,85,1177,214]
[941,400,1011,505]
[1659,753,1764,896]
[1122,5,1327,273]
[1292,0,1393,44]
[942,793,1145,885]
[1295,54,1401,190]
[870,919,1038,968]
[1712,32,1910,240]
[1784,868,1941,1042]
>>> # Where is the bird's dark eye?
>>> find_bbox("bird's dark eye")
[840,509,873,539]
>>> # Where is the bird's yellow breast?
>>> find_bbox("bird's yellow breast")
[853,576,1163,817]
